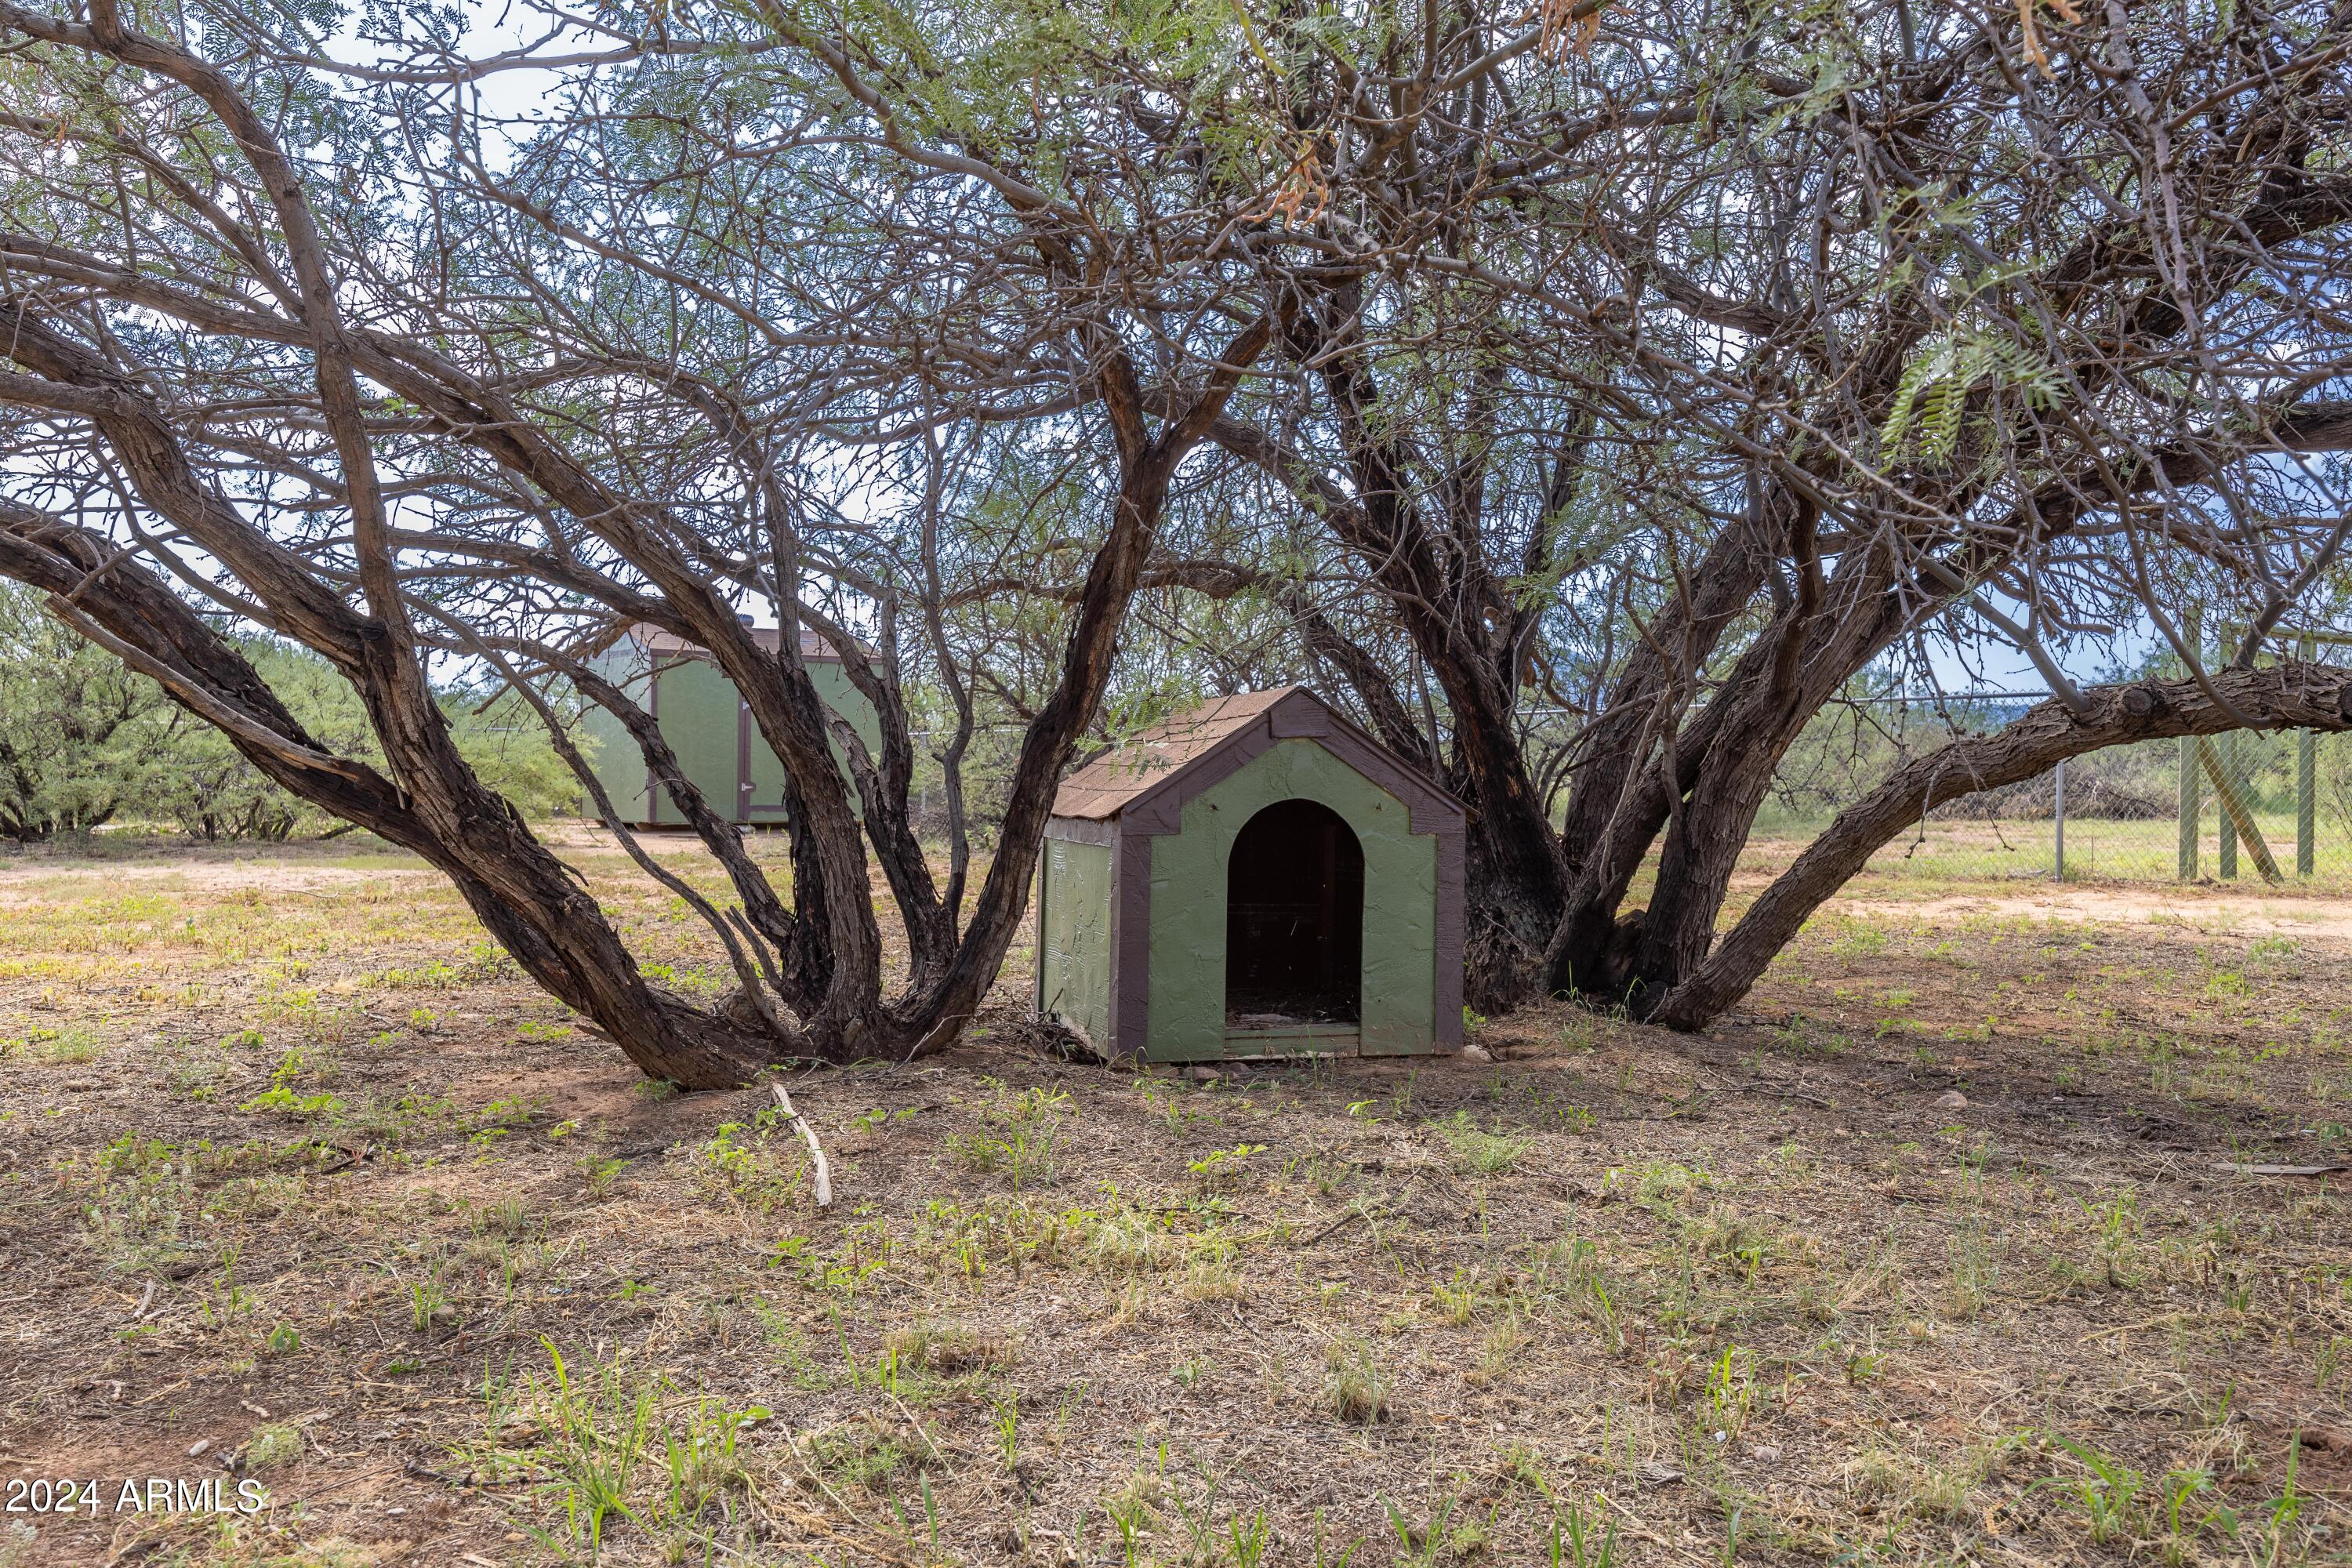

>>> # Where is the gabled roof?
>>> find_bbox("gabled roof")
[1051,686,1463,835]
[1054,689,1298,818]
[627,622,846,663]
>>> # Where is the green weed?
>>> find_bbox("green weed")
[1434,1110,1528,1175]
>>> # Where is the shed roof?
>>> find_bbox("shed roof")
[1051,686,1462,833]
[626,622,846,662]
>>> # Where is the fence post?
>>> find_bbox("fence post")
[2218,731,2239,880]
[2178,735,2201,879]
[2217,616,2239,880]
[2299,731,2317,877]
[2299,632,2317,878]
[2178,608,2201,881]
[2053,757,2066,881]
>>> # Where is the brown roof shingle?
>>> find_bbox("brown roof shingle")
[629,622,847,662]
[1051,688,1301,820]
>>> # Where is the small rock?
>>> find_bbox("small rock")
[1935,1090,1969,1110]
[187,1439,210,1459]
[1460,1042,1495,1062]
[1751,1444,1782,1463]
[1184,1064,1221,1083]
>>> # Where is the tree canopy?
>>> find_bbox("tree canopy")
[5,0,2352,1080]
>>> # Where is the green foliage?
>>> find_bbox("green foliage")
[946,1080,1069,1190]
[238,1048,346,1120]
[2319,731,2352,841]
[1433,1110,1529,1174]
[1548,1500,1619,1567]
[0,583,579,840]
[244,1423,303,1472]
[1321,1335,1391,1423]
[1755,679,2009,832]
[143,639,372,842]
[696,1110,808,1213]
[0,583,171,840]
[444,688,588,819]
[1882,328,2063,466]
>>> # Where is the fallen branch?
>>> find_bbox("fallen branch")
[1294,1207,1370,1249]
[771,1080,834,1208]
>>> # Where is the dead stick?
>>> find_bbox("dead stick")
[1295,1206,1373,1248]
[770,1081,833,1208]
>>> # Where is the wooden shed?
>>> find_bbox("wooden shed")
[1036,687,1465,1062]
[579,622,880,829]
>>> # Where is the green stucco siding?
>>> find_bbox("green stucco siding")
[579,659,655,821]
[819,663,887,760]
[578,648,881,825]
[1144,739,1438,1060]
[1038,837,1112,1045]
[744,662,884,815]
[652,659,744,823]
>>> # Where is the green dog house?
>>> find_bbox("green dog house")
[1036,687,1465,1062]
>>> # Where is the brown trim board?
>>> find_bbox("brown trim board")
[1110,827,1152,1059]
[735,698,754,824]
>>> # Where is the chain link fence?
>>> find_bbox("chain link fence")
[1752,688,2352,891]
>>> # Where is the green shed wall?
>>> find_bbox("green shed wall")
[741,661,883,816]
[1142,739,1438,1061]
[1037,837,1112,1045]
[655,659,744,823]
[578,648,881,826]
[579,661,655,820]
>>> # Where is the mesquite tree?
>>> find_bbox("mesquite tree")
[0,0,1270,1084]
[8,0,2352,1069]
[1062,0,2352,1021]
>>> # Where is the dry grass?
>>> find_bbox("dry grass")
[0,832,2347,1566]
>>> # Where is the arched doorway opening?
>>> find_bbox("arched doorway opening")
[1225,799,1364,1027]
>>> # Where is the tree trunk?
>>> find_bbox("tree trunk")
[0,501,782,1087]
[1647,667,2352,1029]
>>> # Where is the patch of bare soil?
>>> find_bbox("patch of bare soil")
[0,840,2346,1566]
[1822,886,2352,938]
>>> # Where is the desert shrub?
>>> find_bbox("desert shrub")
[0,583,172,840]
[0,583,582,840]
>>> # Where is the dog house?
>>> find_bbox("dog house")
[1036,687,1465,1062]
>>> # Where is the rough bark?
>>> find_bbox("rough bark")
[1254,292,1568,1008]
[882,314,1276,1051]
[0,500,781,1085]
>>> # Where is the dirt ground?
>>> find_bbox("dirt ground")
[1,833,2347,1566]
